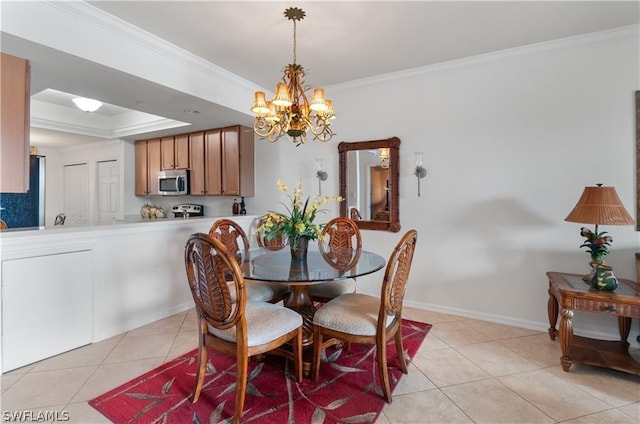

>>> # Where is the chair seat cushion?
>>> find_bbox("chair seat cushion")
[227,281,289,303]
[210,302,302,346]
[313,293,394,336]
[246,281,289,302]
[307,279,356,299]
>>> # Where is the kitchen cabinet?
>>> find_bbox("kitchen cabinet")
[134,138,161,195]
[161,134,189,170]
[138,125,253,197]
[191,125,254,196]
[1,53,30,193]
[204,128,223,195]
[189,131,206,195]
[220,125,254,196]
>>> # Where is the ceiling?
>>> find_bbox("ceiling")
[3,1,639,148]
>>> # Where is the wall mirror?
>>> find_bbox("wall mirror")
[338,137,401,232]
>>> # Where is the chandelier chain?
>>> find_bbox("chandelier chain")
[292,19,297,64]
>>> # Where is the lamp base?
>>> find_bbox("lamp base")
[582,261,602,282]
[586,262,618,291]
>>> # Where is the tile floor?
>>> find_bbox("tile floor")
[2,307,639,423]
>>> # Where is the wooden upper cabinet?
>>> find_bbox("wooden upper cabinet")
[1,53,30,193]
[160,136,175,170]
[160,135,189,170]
[134,141,149,195]
[221,125,254,196]
[135,126,254,197]
[174,134,189,169]
[135,138,161,196]
[204,129,223,196]
[146,138,161,195]
[189,132,205,196]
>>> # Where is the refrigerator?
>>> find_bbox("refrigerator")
[0,155,45,228]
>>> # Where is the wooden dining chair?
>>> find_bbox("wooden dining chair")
[311,229,418,403]
[308,217,362,303]
[209,219,290,303]
[54,213,66,226]
[256,216,288,251]
[184,233,303,424]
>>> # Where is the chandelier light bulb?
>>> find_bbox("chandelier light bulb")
[310,88,328,113]
[272,83,292,107]
[251,92,270,116]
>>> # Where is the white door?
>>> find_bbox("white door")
[98,160,119,223]
[63,163,89,225]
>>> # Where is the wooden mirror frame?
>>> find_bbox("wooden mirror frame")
[636,90,639,231]
[338,137,401,232]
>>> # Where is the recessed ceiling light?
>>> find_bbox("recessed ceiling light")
[72,97,103,112]
[184,108,200,115]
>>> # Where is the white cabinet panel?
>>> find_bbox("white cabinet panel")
[2,250,92,372]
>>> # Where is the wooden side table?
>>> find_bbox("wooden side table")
[547,271,640,375]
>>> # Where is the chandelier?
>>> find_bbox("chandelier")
[251,7,335,146]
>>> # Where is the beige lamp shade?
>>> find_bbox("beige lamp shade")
[564,185,635,225]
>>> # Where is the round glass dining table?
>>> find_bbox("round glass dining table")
[240,247,386,283]
[239,247,386,347]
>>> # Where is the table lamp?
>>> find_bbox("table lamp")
[564,184,635,284]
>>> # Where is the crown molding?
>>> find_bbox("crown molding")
[31,116,189,140]
[45,0,262,94]
[330,24,639,91]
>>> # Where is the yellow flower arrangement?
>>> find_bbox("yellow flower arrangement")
[256,180,343,249]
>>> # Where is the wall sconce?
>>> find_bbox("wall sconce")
[316,158,328,196]
[379,148,390,169]
[414,152,427,197]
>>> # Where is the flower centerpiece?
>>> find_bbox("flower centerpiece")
[256,180,342,260]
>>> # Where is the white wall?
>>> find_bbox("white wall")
[252,27,640,344]
[37,140,126,226]
[28,22,640,347]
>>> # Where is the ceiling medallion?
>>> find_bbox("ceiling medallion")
[251,7,335,146]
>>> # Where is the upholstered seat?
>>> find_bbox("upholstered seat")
[184,233,303,424]
[308,217,361,303]
[209,219,290,303]
[308,279,356,301]
[312,230,418,403]
[209,301,302,345]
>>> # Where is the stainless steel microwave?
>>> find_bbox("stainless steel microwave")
[158,169,189,195]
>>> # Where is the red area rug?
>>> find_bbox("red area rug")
[89,319,431,423]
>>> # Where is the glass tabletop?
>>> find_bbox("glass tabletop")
[240,247,386,284]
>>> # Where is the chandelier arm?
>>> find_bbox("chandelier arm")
[253,117,280,141]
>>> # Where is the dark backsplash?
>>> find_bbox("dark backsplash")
[0,156,44,228]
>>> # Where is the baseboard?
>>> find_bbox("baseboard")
[93,301,194,342]
[403,299,640,349]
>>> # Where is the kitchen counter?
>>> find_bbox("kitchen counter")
[0,213,261,372]
[0,214,260,238]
